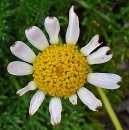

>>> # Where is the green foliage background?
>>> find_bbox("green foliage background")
[0,0,129,130]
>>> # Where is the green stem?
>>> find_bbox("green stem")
[76,0,111,22]
[9,76,27,102]
[88,67,122,130]
[10,76,21,90]
[96,87,123,130]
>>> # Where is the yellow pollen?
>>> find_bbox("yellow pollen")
[55,65,64,77]
[33,44,88,98]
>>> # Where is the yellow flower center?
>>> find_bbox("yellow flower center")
[33,44,88,98]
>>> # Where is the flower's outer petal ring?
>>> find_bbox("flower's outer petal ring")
[17,81,37,96]
[80,35,101,56]
[49,97,62,126]
[87,73,122,89]
[7,61,33,76]
[44,17,60,44]
[77,87,102,111]
[10,41,36,63]
[66,6,80,45]
[87,46,113,65]
[69,94,77,105]
[25,26,49,51]
[29,90,45,116]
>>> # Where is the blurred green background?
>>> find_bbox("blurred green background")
[0,0,129,130]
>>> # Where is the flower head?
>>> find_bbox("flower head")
[7,6,121,125]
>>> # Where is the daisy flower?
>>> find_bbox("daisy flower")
[7,6,121,125]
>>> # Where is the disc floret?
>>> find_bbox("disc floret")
[33,44,88,98]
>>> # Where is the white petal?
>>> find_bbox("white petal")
[25,26,49,51]
[29,90,45,116]
[87,47,113,65]
[49,97,62,126]
[77,87,102,111]
[44,17,60,44]
[69,94,77,105]
[80,35,101,56]
[7,61,33,76]
[87,73,122,89]
[10,41,36,63]
[66,6,80,45]
[16,81,37,96]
